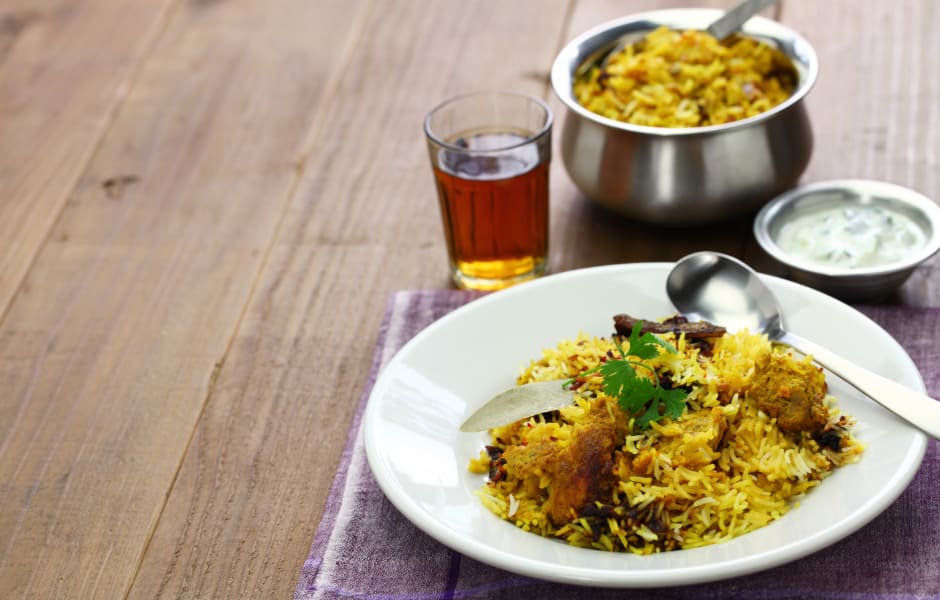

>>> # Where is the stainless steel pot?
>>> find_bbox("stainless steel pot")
[551,9,818,225]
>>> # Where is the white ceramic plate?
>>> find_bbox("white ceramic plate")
[363,264,927,588]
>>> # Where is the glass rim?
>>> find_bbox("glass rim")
[423,91,553,154]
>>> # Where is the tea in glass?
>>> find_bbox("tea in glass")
[425,92,552,290]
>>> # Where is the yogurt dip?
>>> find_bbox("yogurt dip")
[775,203,926,269]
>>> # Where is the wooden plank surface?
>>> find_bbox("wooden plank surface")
[0,0,349,596]
[0,0,937,598]
[0,0,177,320]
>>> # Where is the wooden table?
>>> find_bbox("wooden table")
[1,0,937,597]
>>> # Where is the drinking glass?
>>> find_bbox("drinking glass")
[424,91,553,290]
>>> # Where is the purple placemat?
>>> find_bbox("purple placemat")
[295,291,940,600]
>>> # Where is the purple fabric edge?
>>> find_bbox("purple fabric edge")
[294,290,484,598]
[293,293,399,596]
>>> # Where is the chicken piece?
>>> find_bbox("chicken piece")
[748,352,829,434]
[545,422,619,524]
[501,438,558,481]
[499,399,626,526]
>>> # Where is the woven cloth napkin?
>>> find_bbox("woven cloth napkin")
[295,290,940,600]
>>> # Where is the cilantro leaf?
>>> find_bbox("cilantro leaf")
[560,320,689,429]
[624,323,663,360]
[604,320,689,428]
[619,375,657,414]
[635,397,665,428]
[597,358,636,399]
[657,387,688,421]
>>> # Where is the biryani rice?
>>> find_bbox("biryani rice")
[573,26,797,127]
[468,327,863,554]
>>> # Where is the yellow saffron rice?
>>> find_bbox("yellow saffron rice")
[573,26,797,127]
[468,327,863,554]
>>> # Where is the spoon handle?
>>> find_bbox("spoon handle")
[706,0,779,40]
[779,330,940,440]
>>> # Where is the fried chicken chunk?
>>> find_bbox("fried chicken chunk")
[748,352,829,434]
[500,399,626,526]
[545,421,620,524]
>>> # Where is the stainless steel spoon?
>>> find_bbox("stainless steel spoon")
[666,251,940,440]
[576,0,780,78]
[706,0,780,41]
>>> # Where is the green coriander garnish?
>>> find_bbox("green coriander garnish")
[566,321,687,428]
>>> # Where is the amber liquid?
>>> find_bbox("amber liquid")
[432,129,549,290]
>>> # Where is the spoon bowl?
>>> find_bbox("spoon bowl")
[666,251,780,335]
[666,251,940,440]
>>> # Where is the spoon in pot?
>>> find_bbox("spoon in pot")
[575,0,780,79]
[666,251,940,440]
[706,0,780,41]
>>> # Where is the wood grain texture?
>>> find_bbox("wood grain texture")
[127,2,571,597]
[0,0,336,596]
[0,0,177,320]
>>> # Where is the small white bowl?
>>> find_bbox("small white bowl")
[754,179,940,300]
